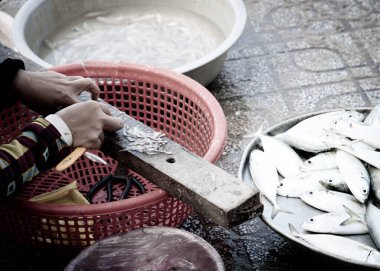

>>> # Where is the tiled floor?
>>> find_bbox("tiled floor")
[1,0,380,270]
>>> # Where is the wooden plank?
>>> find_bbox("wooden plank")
[100,102,263,228]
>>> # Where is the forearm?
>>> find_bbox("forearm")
[0,58,25,109]
[0,118,71,200]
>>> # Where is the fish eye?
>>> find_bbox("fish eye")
[309,191,313,195]
[363,189,367,194]
[279,183,283,187]
[348,114,352,117]
[307,161,312,164]
[309,218,314,222]
[328,179,333,183]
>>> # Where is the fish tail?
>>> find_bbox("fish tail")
[244,122,264,138]
[271,205,280,219]
[288,223,298,234]
[271,203,293,219]
[341,205,366,226]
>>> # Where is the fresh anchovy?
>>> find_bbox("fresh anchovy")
[289,224,380,266]
[275,110,365,153]
[336,150,370,203]
[84,152,109,166]
[329,119,380,149]
[249,150,289,219]
[369,167,380,203]
[276,169,346,198]
[366,201,380,250]
[246,124,303,178]
[300,151,337,172]
[300,190,366,215]
[301,211,367,235]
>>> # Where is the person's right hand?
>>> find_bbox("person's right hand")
[56,100,123,149]
[13,70,101,115]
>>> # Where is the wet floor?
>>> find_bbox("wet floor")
[1,0,380,270]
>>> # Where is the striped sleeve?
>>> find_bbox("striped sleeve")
[0,118,71,200]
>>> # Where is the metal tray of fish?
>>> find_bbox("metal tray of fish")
[238,107,380,269]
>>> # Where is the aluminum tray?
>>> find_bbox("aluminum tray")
[238,108,380,270]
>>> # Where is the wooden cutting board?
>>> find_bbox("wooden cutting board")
[98,98,262,228]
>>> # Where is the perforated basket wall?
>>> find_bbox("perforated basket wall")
[0,61,227,249]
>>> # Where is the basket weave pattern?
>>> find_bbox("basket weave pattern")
[0,61,226,249]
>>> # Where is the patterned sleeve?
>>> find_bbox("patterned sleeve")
[0,118,71,200]
[0,58,25,109]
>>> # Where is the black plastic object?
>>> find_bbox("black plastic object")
[87,165,145,203]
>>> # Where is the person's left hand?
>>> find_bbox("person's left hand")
[12,69,100,115]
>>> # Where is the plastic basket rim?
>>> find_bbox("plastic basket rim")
[10,60,227,215]
[50,60,227,162]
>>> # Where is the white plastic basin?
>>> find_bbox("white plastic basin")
[12,0,246,85]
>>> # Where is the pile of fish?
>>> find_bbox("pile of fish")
[247,104,380,267]
[42,6,222,68]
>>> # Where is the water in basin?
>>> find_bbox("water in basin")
[39,4,225,69]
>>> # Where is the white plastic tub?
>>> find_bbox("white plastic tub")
[12,0,246,85]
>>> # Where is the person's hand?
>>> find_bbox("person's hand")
[12,70,100,115]
[56,100,123,149]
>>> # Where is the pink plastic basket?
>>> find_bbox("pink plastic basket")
[0,61,227,249]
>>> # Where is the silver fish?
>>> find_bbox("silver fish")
[289,224,380,266]
[301,211,367,235]
[369,167,380,203]
[247,124,303,178]
[330,119,380,150]
[336,150,370,203]
[249,149,283,219]
[284,110,365,135]
[276,131,333,153]
[84,152,110,166]
[326,139,380,170]
[366,201,380,250]
[275,110,365,153]
[300,190,366,215]
[277,169,346,198]
[364,104,380,125]
[300,151,337,172]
